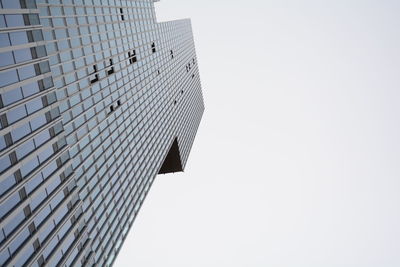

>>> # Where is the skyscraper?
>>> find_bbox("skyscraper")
[0,0,204,266]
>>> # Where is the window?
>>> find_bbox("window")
[120,8,125,21]
[0,51,14,67]
[151,42,156,53]
[128,50,137,64]
[0,33,10,47]
[170,50,174,59]
[90,65,99,84]
[107,59,114,75]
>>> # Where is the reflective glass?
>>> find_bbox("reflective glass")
[0,52,14,67]
[3,210,24,235]
[9,228,29,255]
[0,15,5,28]
[0,69,18,87]
[27,14,40,25]
[18,65,36,80]
[2,87,23,106]
[7,105,27,124]
[41,161,57,179]
[38,145,53,163]
[10,31,28,45]
[0,33,9,47]
[14,48,33,63]
[11,123,31,142]
[20,157,39,177]
[22,82,40,97]
[30,189,46,211]
[0,248,10,266]
[25,173,43,194]
[2,0,21,8]
[0,135,6,151]
[16,140,35,160]
[0,174,15,196]
[26,97,43,114]
[34,204,51,227]
[5,15,25,27]
[0,192,20,219]
[30,114,46,131]
[14,244,34,267]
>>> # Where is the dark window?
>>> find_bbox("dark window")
[151,42,156,53]
[109,105,114,113]
[128,50,137,64]
[90,65,99,84]
[117,100,121,106]
[120,8,125,21]
[170,50,174,59]
[107,59,114,75]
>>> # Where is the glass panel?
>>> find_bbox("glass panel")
[0,33,10,47]
[0,69,18,87]
[0,15,5,28]
[0,174,15,197]
[32,30,43,42]
[2,87,23,106]
[9,31,28,45]
[18,65,36,80]
[2,0,21,9]
[41,161,57,180]
[0,248,10,266]
[25,173,43,195]
[0,192,20,219]
[9,228,29,255]
[16,140,35,160]
[14,48,32,63]
[20,157,39,177]
[26,97,43,114]
[27,14,40,25]
[5,15,25,27]
[14,244,34,267]
[30,188,46,211]
[0,52,14,67]
[38,145,53,163]
[7,105,27,124]
[35,45,47,57]
[33,130,50,148]
[11,123,31,142]
[0,135,6,151]
[30,114,46,131]
[22,82,40,97]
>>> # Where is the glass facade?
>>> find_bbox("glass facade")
[0,0,204,266]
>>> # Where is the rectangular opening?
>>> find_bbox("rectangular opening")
[107,59,114,75]
[90,65,99,84]
[170,50,174,59]
[117,100,121,106]
[128,50,137,64]
[151,42,156,53]
[120,8,125,20]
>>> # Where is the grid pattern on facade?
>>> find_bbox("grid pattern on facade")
[0,0,204,266]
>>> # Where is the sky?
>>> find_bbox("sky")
[115,1,400,266]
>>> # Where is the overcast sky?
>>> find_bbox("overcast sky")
[115,1,400,266]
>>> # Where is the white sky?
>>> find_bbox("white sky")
[115,1,400,266]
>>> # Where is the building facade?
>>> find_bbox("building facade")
[0,0,204,266]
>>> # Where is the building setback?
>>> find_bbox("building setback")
[0,0,204,266]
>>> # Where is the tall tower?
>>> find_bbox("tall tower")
[0,0,204,266]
